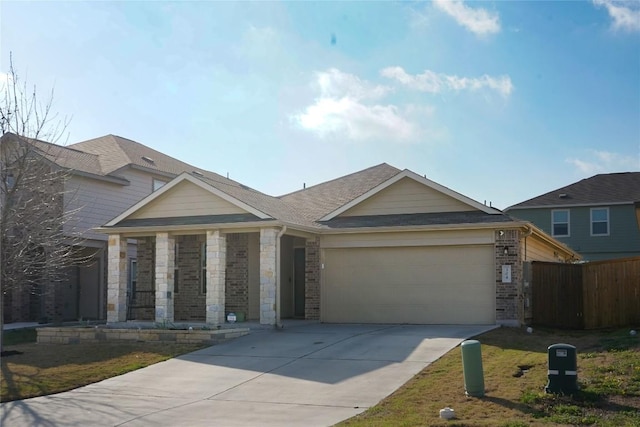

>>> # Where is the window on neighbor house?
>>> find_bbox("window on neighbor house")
[552,210,570,237]
[200,242,207,293]
[152,178,167,192]
[591,207,609,236]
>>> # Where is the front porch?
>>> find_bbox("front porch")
[106,228,320,326]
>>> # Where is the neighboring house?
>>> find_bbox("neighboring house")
[2,133,228,323]
[98,164,579,327]
[506,173,640,261]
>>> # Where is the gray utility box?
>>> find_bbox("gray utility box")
[545,343,578,394]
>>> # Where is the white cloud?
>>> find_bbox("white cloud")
[566,149,639,174]
[291,69,423,143]
[381,66,513,97]
[433,0,500,35]
[315,68,391,101]
[593,0,640,32]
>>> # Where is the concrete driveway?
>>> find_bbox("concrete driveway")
[1,322,496,427]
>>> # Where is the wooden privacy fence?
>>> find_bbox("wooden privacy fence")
[529,256,640,329]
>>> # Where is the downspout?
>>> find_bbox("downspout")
[275,225,287,329]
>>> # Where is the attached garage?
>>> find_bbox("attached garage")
[322,244,495,324]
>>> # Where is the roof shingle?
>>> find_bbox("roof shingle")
[508,172,640,209]
[8,132,523,230]
[279,163,401,222]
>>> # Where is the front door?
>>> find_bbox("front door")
[294,248,305,318]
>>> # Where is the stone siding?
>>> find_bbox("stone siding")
[259,228,277,325]
[206,230,226,324]
[154,232,175,322]
[107,235,128,322]
[37,326,249,345]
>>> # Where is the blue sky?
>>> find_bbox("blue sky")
[1,0,638,209]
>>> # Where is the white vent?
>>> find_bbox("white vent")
[559,193,568,198]
[141,156,154,164]
[193,170,204,177]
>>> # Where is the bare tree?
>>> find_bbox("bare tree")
[1,54,86,352]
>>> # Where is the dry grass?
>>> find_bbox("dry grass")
[1,332,205,402]
[2,326,638,427]
[340,327,640,427]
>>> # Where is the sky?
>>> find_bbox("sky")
[1,0,639,209]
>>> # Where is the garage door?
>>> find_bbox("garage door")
[322,245,495,324]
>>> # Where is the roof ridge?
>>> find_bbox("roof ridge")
[107,134,135,164]
[278,162,400,198]
[3,132,97,156]
[106,135,239,185]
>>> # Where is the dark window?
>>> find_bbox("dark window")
[552,210,569,237]
[591,208,609,236]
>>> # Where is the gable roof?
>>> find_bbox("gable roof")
[105,173,275,226]
[318,169,501,220]
[104,162,517,232]
[507,172,640,209]
[278,163,402,222]
[105,165,405,230]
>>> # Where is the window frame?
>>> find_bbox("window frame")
[590,207,610,237]
[551,209,570,237]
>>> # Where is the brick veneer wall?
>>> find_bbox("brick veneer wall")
[131,236,155,320]
[305,237,320,320]
[225,233,249,318]
[130,233,252,322]
[495,229,523,325]
[174,235,206,321]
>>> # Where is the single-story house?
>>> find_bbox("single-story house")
[98,163,579,326]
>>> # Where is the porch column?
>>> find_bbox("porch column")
[107,234,128,323]
[206,230,226,325]
[155,232,175,323]
[260,228,277,325]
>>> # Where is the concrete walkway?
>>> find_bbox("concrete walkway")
[1,322,497,427]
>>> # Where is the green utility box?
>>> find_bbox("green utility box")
[545,343,578,394]
[461,340,484,397]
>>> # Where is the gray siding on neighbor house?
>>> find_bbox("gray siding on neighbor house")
[509,204,640,260]
[64,168,172,241]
